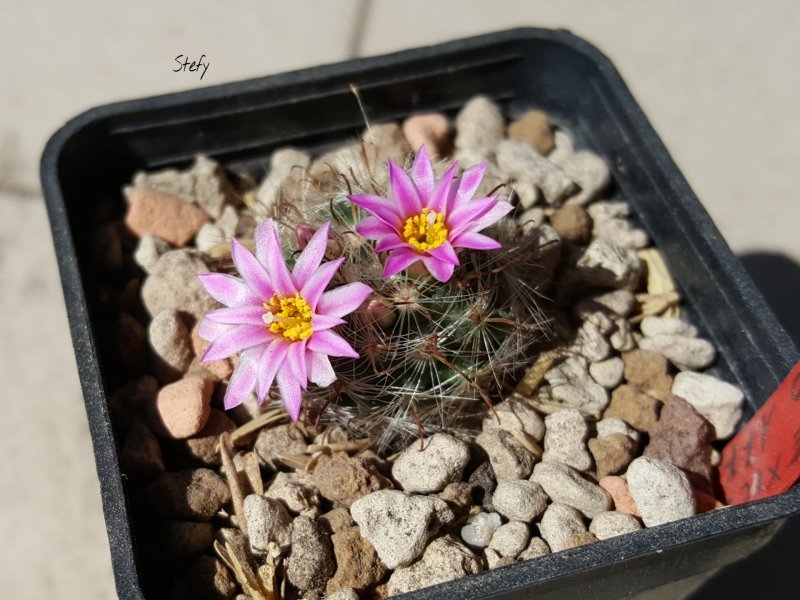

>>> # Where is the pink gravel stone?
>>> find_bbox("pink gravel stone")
[598,476,639,516]
[150,377,214,439]
[402,113,451,158]
[125,187,210,246]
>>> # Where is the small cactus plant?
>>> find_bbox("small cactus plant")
[204,138,553,450]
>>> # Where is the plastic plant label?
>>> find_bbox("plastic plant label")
[720,361,800,504]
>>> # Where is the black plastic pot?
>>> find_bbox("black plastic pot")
[41,28,799,599]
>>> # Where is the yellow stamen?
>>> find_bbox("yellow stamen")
[401,208,448,251]
[262,293,314,341]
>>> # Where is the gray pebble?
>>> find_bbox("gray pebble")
[386,536,482,596]
[626,457,696,527]
[482,399,546,442]
[672,372,744,439]
[496,140,576,205]
[460,511,502,549]
[531,462,612,518]
[265,471,321,518]
[286,515,336,594]
[475,429,536,480]
[559,151,610,206]
[517,536,551,561]
[543,409,593,472]
[574,239,643,290]
[596,417,641,445]
[573,319,612,363]
[610,318,636,352]
[243,495,293,552]
[641,316,698,338]
[454,96,505,158]
[134,234,171,273]
[257,147,311,213]
[589,511,642,540]
[491,480,548,522]
[544,357,609,419]
[195,222,226,253]
[392,433,470,493]
[586,200,631,224]
[575,289,635,319]
[638,334,716,371]
[488,521,530,558]
[538,503,587,552]
[589,357,625,389]
[484,547,514,570]
[595,218,649,249]
[350,490,454,569]
[325,589,359,600]
[148,309,192,381]
[141,249,219,320]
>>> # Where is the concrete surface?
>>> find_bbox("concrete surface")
[0,1,797,598]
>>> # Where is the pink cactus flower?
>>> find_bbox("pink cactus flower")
[197,219,372,419]
[348,145,513,282]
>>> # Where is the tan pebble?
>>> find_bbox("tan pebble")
[402,113,451,157]
[598,476,639,516]
[622,349,673,402]
[507,110,555,155]
[588,434,636,479]
[694,490,725,513]
[150,377,214,439]
[603,384,662,433]
[563,531,598,549]
[190,322,234,380]
[124,187,210,246]
[550,204,593,244]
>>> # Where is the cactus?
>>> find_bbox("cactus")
[230,142,551,450]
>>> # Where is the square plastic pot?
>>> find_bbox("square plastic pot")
[41,28,800,600]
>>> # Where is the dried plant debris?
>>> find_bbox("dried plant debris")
[94,97,746,598]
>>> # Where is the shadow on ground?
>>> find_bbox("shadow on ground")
[689,251,800,599]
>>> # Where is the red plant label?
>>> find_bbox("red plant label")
[720,361,800,504]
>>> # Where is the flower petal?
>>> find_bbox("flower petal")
[451,231,502,251]
[466,199,514,232]
[374,236,411,253]
[202,325,269,362]
[410,145,435,199]
[231,237,273,299]
[205,305,267,326]
[355,216,398,240]
[222,351,258,409]
[256,339,290,402]
[427,241,459,266]
[197,318,235,342]
[388,159,422,217]
[382,247,422,278]
[428,163,458,214]
[307,351,336,387]
[349,194,403,226]
[312,314,347,331]
[292,221,331,289]
[197,273,260,307]
[254,219,296,295]
[277,369,303,421]
[285,341,309,390]
[316,282,373,318]
[307,329,359,358]
[422,256,456,282]
[301,257,344,309]
[448,162,487,212]
[447,196,499,238]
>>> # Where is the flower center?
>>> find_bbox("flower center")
[262,293,313,341]
[401,208,448,252]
